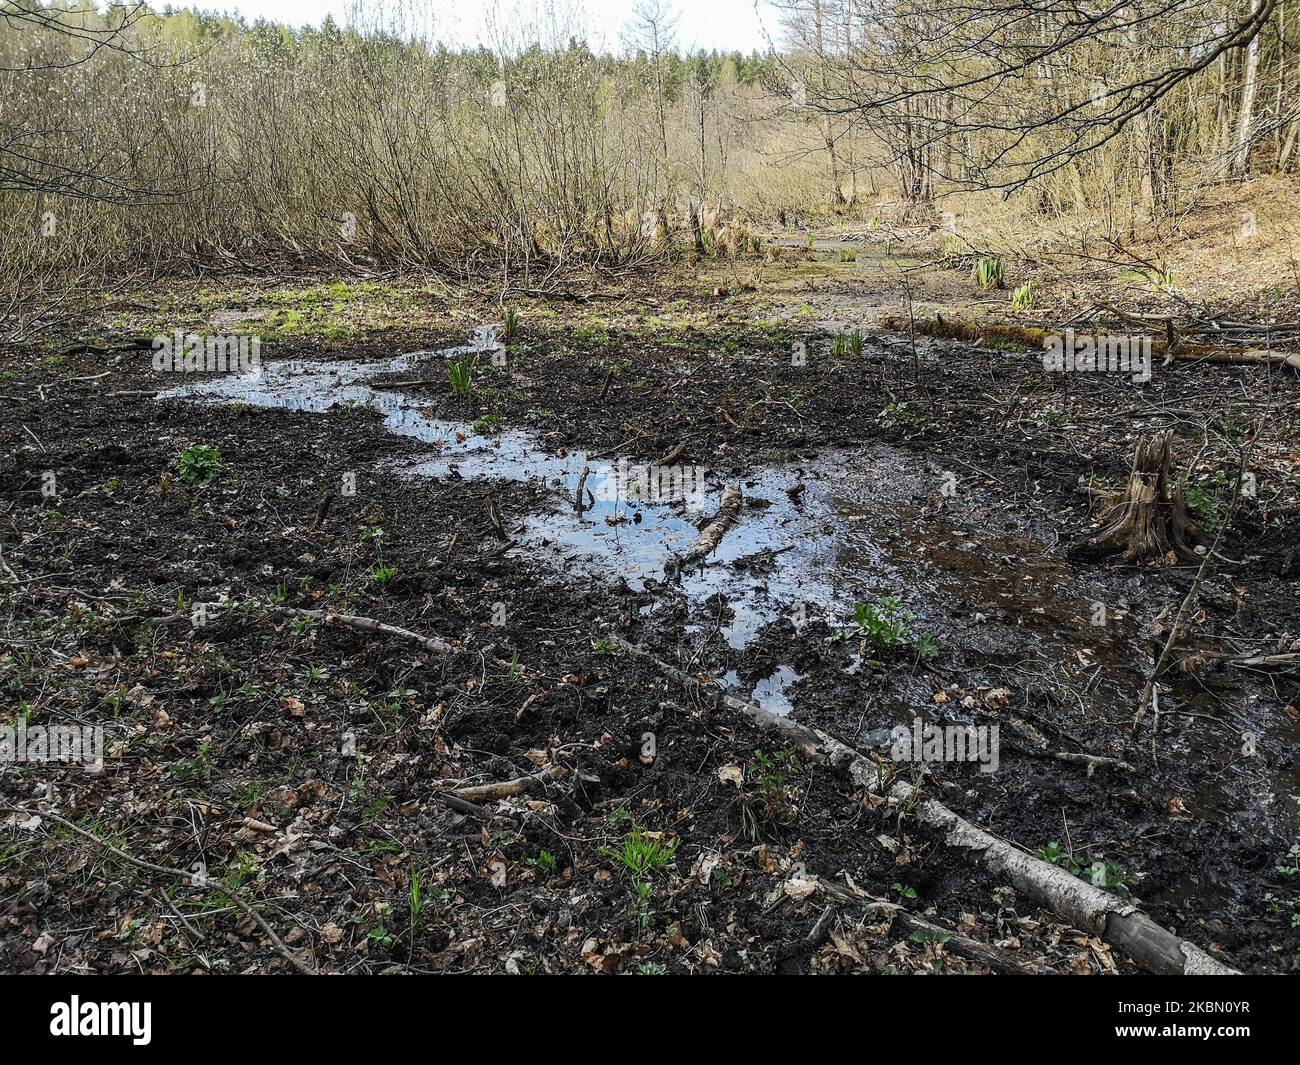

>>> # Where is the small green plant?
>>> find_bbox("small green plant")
[1263,892,1300,927]
[367,564,398,585]
[876,402,928,431]
[601,828,678,880]
[1039,406,1067,428]
[1035,840,1082,873]
[892,882,919,902]
[832,329,864,357]
[1263,843,1300,925]
[1185,472,1239,530]
[941,235,963,261]
[742,747,804,837]
[100,690,127,716]
[504,308,519,337]
[916,632,940,661]
[528,850,558,875]
[971,256,1005,289]
[590,636,617,655]
[447,356,474,397]
[1267,844,1300,921]
[1150,266,1177,292]
[839,248,856,263]
[1036,841,1136,899]
[601,827,677,933]
[834,597,938,662]
[1010,281,1036,310]
[472,412,503,435]
[223,851,260,891]
[173,444,228,486]
[362,793,394,822]
[629,877,655,928]
[169,740,213,782]
[637,961,668,975]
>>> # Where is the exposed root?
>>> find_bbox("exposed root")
[452,765,568,802]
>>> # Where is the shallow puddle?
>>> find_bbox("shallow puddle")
[161,336,1151,721]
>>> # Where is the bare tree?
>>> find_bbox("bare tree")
[772,0,1279,196]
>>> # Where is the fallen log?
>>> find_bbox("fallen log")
[668,485,743,577]
[610,635,1239,975]
[909,796,1235,975]
[883,315,1300,371]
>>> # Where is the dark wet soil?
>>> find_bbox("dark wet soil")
[1,289,1298,974]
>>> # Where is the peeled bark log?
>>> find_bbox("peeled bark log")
[668,485,742,577]
[1074,431,1205,562]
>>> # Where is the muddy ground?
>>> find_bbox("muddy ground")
[1,250,1298,975]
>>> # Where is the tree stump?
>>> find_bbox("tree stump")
[1075,431,1205,562]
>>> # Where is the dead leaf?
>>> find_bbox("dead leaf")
[983,687,1012,710]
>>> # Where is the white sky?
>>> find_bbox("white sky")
[176,0,785,52]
